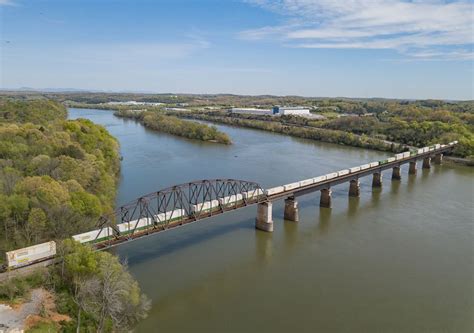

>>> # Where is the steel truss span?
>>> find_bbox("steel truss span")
[95,179,267,248]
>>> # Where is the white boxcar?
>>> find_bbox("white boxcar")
[117,218,152,233]
[369,162,379,167]
[349,166,361,173]
[395,153,404,160]
[417,148,424,154]
[454,140,458,144]
[337,169,350,176]
[402,152,410,158]
[283,182,300,191]
[242,189,264,200]
[219,194,244,206]
[6,241,56,268]
[441,144,447,148]
[265,186,285,196]
[435,144,441,149]
[155,209,187,222]
[360,164,371,170]
[313,175,327,183]
[387,157,396,162]
[325,172,338,180]
[73,227,113,244]
[299,178,314,187]
[191,199,220,213]
[429,147,435,151]
[423,147,430,152]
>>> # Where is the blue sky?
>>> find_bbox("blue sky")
[1,0,473,99]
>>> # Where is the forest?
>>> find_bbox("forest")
[0,99,120,260]
[114,109,232,144]
[0,98,150,332]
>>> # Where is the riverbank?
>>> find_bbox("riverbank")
[170,112,405,153]
[114,110,232,145]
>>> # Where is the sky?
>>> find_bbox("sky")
[1,0,473,100]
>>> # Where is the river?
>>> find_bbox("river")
[68,108,473,333]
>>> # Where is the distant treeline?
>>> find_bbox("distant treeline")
[172,112,401,153]
[114,110,232,145]
[170,108,473,159]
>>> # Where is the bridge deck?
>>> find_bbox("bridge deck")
[269,146,451,200]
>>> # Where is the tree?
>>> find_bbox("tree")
[60,240,151,332]
[25,208,47,244]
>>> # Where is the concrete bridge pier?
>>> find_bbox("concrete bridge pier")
[422,157,431,169]
[372,172,382,188]
[349,179,360,197]
[255,201,274,232]
[392,166,401,180]
[409,161,417,175]
[320,188,332,208]
[284,197,299,222]
[434,153,443,164]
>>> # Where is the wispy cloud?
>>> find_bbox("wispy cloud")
[0,0,16,5]
[241,0,474,60]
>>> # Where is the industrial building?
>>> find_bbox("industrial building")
[273,106,311,116]
[230,106,311,117]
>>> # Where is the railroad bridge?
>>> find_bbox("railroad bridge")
[90,143,454,248]
[2,142,457,274]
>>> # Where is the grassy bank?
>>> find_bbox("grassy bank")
[114,110,232,144]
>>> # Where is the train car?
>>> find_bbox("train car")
[313,175,327,183]
[218,194,244,207]
[349,166,361,173]
[325,172,338,180]
[72,227,113,244]
[360,164,371,170]
[191,199,220,214]
[299,178,314,187]
[387,157,396,163]
[395,153,405,160]
[155,209,187,223]
[423,147,430,153]
[265,186,285,196]
[337,169,350,176]
[417,148,424,154]
[283,182,300,191]
[242,189,264,200]
[116,218,153,235]
[402,152,410,158]
[6,241,56,269]
[379,159,389,165]
[435,144,441,149]
[453,140,458,144]
[369,162,379,167]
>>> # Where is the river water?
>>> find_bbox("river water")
[68,108,473,333]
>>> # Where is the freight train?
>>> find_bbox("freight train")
[2,142,456,270]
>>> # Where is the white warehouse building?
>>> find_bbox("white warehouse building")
[274,106,311,116]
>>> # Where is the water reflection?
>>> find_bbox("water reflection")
[317,208,331,235]
[347,196,360,218]
[255,231,273,266]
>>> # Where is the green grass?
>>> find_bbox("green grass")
[26,321,59,333]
